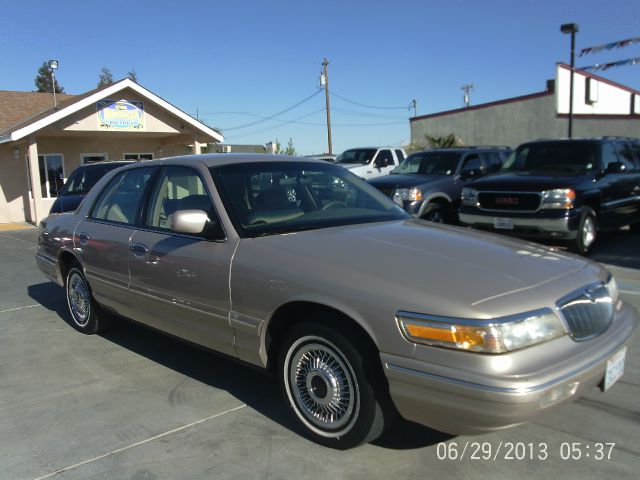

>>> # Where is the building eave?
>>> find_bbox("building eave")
[0,78,223,144]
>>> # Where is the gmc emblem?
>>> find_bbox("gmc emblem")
[495,197,519,205]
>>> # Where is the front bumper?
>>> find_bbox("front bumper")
[459,208,580,240]
[381,301,639,435]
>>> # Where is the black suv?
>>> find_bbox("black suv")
[459,138,640,254]
[49,161,133,214]
[368,147,510,223]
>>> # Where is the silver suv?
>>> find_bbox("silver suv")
[36,154,638,449]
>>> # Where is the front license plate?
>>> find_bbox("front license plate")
[493,217,514,230]
[603,347,626,391]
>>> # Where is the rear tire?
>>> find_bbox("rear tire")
[568,207,597,255]
[278,320,392,449]
[65,263,106,334]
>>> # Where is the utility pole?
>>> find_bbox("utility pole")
[321,58,333,155]
[461,83,475,107]
[411,99,417,117]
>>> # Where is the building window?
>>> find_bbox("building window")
[82,154,108,164]
[124,153,154,161]
[37,154,65,198]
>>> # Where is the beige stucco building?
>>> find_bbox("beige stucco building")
[0,78,223,224]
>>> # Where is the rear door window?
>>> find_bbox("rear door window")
[395,149,405,162]
[90,167,155,225]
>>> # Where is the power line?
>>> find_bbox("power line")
[329,90,411,110]
[221,90,322,131]
[225,109,327,139]
[331,107,408,120]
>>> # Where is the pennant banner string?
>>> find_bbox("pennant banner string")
[580,57,640,72]
[579,36,640,57]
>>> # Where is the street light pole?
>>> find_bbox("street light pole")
[48,60,59,109]
[561,23,579,138]
[321,58,333,155]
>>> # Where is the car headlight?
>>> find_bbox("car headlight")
[542,188,575,209]
[397,309,566,353]
[461,187,479,207]
[393,188,423,205]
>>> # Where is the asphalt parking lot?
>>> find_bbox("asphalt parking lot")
[1,227,639,480]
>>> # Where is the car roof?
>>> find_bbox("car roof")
[114,154,327,170]
[78,160,135,169]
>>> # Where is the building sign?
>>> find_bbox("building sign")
[97,99,144,130]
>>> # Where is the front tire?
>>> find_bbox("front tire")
[568,207,597,255]
[278,321,391,449]
[65,264,105,334]
[421,202,448,224]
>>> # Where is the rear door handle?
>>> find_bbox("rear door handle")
[130,243,149,256]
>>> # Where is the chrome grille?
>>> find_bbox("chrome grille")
[375,186,396,198]
[558,284,613,341]
[478,191,542,212]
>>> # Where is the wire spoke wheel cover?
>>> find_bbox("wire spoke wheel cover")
[67,271,91,326]
[285,336,359,437]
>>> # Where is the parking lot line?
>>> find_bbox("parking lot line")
[31,403,248,480]
[0,304,41,314]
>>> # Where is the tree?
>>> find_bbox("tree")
[34,61,64,93]
[97,67,114,88]
[127,69,138,83]
[424,133,461,149]
[283,138,297,155]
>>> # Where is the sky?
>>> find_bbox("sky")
[1,0,638,155]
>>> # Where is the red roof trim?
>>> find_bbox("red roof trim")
[410,90,553,122]
[559,63,640,95]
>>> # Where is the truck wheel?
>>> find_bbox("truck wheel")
[421,203,448,224]
[279,321,391,449]
[65,263,107,334]
[568,207,597,255]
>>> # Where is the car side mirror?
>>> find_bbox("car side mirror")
[171,210,209,235]
[605,161,627,174]
[461,168,482,180]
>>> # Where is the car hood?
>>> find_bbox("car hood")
[470,172,593,191]
[368,174,447,188]
[249,220,606,318]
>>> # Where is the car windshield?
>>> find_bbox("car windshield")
[391,151,461,175]
[62,164,125,195]
[335,149,377,164]
[501,142,599,175]
[211,162,409,237]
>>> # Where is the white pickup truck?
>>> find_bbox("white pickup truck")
[335,147,406,179]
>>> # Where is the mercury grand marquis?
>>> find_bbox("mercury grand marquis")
[36,154,638,449]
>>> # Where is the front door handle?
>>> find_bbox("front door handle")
[130,243,149,256]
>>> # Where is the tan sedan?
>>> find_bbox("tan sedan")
[36,155,638,449]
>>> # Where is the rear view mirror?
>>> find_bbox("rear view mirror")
[605,161,627,174]
[171,210,209,235]
[461,168,482,180]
